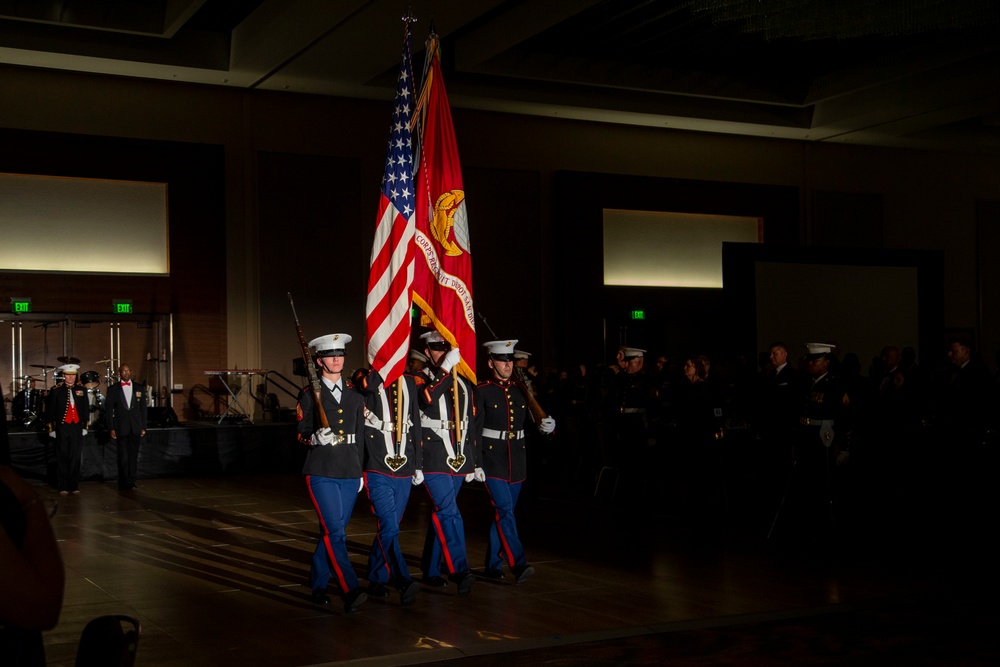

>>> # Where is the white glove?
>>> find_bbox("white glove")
[364,410,381,428]
[440,347,462,373]
[412,469,424,486]
[82,429,88,437]
[312,428,335,446]
[473,467,486,483]
[539,416,556,434]
[464,472,475,483]
[49,430,57,439]
[358,478,365,493]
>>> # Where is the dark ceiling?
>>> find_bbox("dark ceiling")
[2,0,999,154]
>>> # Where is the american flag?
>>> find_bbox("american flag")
[365,26,416,385]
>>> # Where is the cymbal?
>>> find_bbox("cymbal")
[30,364,55,368]
[95,358,119,364]
[57,356,81,364]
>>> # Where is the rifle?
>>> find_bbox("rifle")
[477,312,548,422]
[288,292,329,430]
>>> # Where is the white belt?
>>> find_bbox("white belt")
[482,428,525,440]
[421,416,469,431]
[368,418,411,434]
[331,434,356,445]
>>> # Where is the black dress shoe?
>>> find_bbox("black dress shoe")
[511,564,535,584]
[343,589,368,614]
[453,571,476,595]
[422,575,448,588]
[399,580,420,607]
[367,582,390,598]
[310,589,331,605]
[480,568,504,580]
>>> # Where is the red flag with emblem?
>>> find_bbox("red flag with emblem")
[412,33,476,382]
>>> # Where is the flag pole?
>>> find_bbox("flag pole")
[395,8,415,451]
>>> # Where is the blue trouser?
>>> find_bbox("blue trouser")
[421,473,469,577]
[364,472,413,586]
[306,475,360,594]
[484,478,526,571]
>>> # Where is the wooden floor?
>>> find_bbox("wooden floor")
[28,465,996,667]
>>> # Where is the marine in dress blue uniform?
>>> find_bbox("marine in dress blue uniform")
[297,333,368,614]
[415,330,477,594]
[352,365,423,606]
[475,340,555,583]
[46,364,89,495]
[791,343,849,536]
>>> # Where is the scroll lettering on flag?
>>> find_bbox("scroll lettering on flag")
[413,34,476,382]
[365,26,416,386]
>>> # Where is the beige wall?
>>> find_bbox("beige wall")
[3,64,998,395]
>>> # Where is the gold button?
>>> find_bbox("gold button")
[338,419,344,424]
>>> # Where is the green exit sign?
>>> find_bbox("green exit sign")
[630,309,645,320]
[113,300,133,315]
[11,298,32,314]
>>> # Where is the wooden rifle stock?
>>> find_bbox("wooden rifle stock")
[287,293,329,429]
[513,367,547,423]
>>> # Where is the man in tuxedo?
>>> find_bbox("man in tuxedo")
[759,342,804,445]
[104,363,147,491]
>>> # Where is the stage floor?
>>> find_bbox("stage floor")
[7,421,301,482]
[19,464,998,667]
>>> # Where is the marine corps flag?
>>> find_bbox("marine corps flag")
[365,23,416,385]
[412,32,476,382]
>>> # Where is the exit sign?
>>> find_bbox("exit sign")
[11,298,31,314]
[630,309,645,320]
[113,300,134,315]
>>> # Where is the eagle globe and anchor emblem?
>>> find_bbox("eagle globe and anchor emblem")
[430,190,470,257]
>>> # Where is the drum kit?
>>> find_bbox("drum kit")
[11,355,119,429]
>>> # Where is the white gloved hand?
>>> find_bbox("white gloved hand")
[358,478,365,493]
[538,416,556,434]
[81,429,88,437]
[49,430,57,439]
[412,469,425,486]
[473,467,486,483]
[464,472,475,483]
[312,428,335,446]
[440,347,462,373]
[364,410,381,428]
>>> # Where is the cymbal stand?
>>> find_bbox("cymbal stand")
[33,320,64,387]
